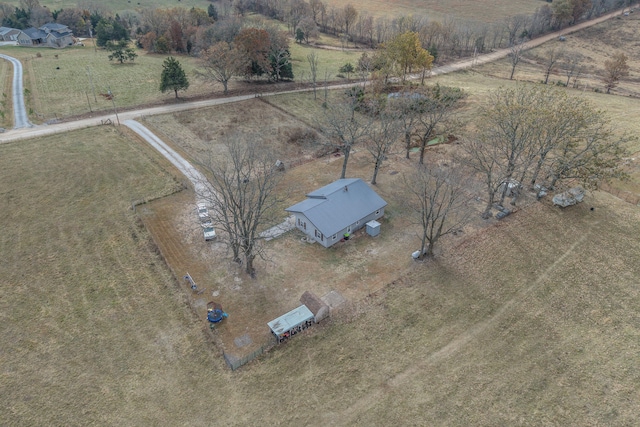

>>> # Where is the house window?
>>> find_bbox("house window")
[347,226,351,233]
[375,210,380,215]
[356,220,360,225]
[333,234,337,240]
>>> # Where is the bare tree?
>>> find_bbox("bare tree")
[541,46,564,84]
[364,109,401,185]
[414,84,465,165]
[465,85,632,217]
[508,40,526,80]
[545,117,632,190]
[19,0,40,13]
[504,14,530,46]
[562,52,584,87]
[463,135,510,219]
[388,92,422,159]
[602,52,630,94]
[320,96,373,179]
[196,41,249,94]
[198,135,285,277]
[404,162,471,258]
[307,52,319,100]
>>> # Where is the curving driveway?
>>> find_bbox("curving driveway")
[123,119,214,201]
[0,53,32,129]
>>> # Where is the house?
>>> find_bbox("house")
[0,27,31,45]
[0,26,19,41]
[285,178,387,248]
[23,27,48,45]
[3,23,73,48]
[39,22,74,47]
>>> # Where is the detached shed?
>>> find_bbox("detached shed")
[268,305,314,343]
[300,291,329,322]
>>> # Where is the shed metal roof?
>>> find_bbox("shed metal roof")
[286,178,387,237]
[267,305,314,336]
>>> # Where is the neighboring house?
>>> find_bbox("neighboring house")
[285,178,387,248]
[40,22,74,47]
[0,26,19,41]
[4,23,73,48]
[23,27,48,45]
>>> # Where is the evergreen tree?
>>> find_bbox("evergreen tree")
[160,56,190,99]
[207,4,218,20]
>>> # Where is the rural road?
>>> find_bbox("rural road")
[0,4,636,143]
[0,53,32,129]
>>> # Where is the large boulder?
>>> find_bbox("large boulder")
[552,187,585,207]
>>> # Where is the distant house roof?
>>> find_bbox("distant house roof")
[286,178,387,237]
[0,27,15,36]
[40,22,70,32]
[24,27,47,40]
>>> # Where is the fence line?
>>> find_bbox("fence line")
[223,336,276,371]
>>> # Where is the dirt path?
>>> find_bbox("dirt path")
[0,53,32,129]
[1,5,636,143]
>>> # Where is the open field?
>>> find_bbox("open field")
[2,4,640,426]
[321,0,540,22]
[2,0,213,14]
[1,124,639,424]
[3,0,539,22]
[289,41,366,83]
[0,43,213,123]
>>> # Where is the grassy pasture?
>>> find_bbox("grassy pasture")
[289,41,365,83]
[0,43,211,123]
[2,0,213,14]
[321,0,540,22]
[1,123,639,424]
[4,0,539,22]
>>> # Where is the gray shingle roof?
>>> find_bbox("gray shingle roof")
[41,22,69,32]
[286,178,387,236]
[24,27,47,39]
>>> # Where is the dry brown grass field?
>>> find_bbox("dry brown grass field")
[1,124,639,425]
[2,5,640,427]
[0,58,10,129]
[321,0,540,22]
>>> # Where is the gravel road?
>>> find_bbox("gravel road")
[0,53,32,129]
[0,4,634,142]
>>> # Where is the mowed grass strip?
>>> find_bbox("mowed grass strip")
[2,45,210,122]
